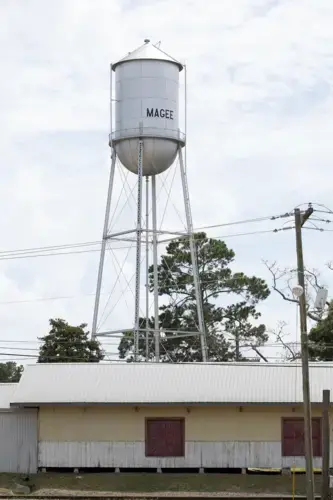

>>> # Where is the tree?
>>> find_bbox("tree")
[308,301,333,360]
[38,318,104,363]
[118,233,270,362]
[0,362,23,382]
[264,261,333,361]
[264,261,330,322]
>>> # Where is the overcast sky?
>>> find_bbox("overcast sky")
[0,0,333,363]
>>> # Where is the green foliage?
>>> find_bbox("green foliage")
[38,318,104,363]
[309,301,333,360]
[118,233,270,362]
[0,361,23,382]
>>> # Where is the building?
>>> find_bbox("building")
[5,362,333,471]
[0,383,37,473]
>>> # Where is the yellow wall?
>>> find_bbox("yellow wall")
[39,405,327,443]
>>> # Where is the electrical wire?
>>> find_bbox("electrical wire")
[0,340,332,349]
[0,210,298,262]
[0,227,294,262]
[0,207,329,354]
[0,292,102,305]
[0,209,320,264]
[0,247,103,261]
[0,240,101,256]
[195,212,293,231]
[0,329,330,361]
[0,354,324,362]
[0,340,319,347]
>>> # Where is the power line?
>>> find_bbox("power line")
[0,340,332,348]
[0,240,101,257]
[0,354,328,362]
[195,212,293,231]
[0,227,295,262]
[0,293,100,305]
[0,210,296,262]
[0,247,101,261]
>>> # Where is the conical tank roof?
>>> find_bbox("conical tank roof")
[112,40,183,71]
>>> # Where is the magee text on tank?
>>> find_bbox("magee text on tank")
[146,108,174,120]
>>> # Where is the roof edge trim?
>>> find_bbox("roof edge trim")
[10,401,332,407]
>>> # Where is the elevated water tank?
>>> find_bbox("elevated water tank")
[111,40,185,176]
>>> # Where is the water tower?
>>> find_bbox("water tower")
[92,40,208,362]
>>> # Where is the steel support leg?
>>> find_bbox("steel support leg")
[134,140,144,361]
[145,176,150,361]
[152,175,160,362]
[178,147,208,362]
[92,149,117,338]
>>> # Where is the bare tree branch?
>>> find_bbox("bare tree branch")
[269,321,300,362]
[250,344,268,362]
[263,261,328,323]
[306,268,322,292]
[263,261,298,304]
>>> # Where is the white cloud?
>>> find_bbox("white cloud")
[0,0,332,362]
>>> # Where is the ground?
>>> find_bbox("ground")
[0,472,323,496]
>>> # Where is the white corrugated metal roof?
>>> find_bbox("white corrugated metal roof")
[0,384,18,409]
[10,362,333,406]
[113,41,183,70]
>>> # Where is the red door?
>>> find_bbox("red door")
[282,418,322,457]
[145,418,185,457]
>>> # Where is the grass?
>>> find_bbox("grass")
[0,472,324,495]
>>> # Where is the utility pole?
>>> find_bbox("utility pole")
[294,205,315,500]
[322,389,330,500]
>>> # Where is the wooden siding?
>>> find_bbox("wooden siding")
[39,440,331,469]
[38,404,330,469]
